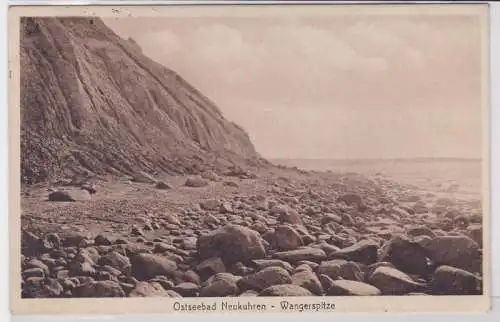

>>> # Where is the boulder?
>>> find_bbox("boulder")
[42,233,62,250]
[200,199,221,211]
[185,177,209,188]
[21,230,42,256]
[320,213,343,226]
[378,235,431,276]
[94,234,113,246]
[291,269,323,295]
[329,240,379,265]
[220,202,233,214]
[430,265,482,295]
[129,282,169,297]
[327,280,381,296]
[24,259,50,277]
[80,183,97,194]
[73,280,125,297]
[419,235,481,272]
[239,290,259,296]
[197,224,266,265]
[130,253,177,281]
[317,259,364,281]
[466,224,482,247]
[173,282,199,297]
[69,262,96,277]
[337,194,366,211]
[250,259,294,273]
[277,208,303,225]
[368,266,426,295]
[274,225,303,251]
[23,268,45,279]
[272,247,327,263]
[406,226,437,239]
[196,257,226,281]
[98,251,131,275]
[259,284,313,296]
[155,181,172,190]
[237,266,291,292]
[48,189,91,202]
[199,273,239,297]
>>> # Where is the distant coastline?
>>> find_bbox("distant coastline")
[270,157,481,166]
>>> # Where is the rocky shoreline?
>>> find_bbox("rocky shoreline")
[20,168,483,298]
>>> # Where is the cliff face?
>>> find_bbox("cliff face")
[20,17,262,184]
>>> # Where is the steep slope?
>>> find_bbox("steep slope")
[20,17,264,184]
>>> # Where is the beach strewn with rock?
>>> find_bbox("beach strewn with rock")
[19,17,483,298]
[21,167,483,298]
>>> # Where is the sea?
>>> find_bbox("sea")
[271,158,483,201]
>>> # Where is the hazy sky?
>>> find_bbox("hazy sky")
[103,13,484,160]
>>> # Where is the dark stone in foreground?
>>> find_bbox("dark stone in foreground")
[272,248,326,263]
[197,224,266,265]
[368,266,426,295]
[327,280,381,296]
[329,240,379,265]
[73,281,125,297]
[379,235,431,276]
[430,265,482,295]
[130,253,177,281]
[259,284,313,296]
[237,267,291,292]
[48,190,91,202]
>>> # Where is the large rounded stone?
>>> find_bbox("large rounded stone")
[291,269,323,295]
[317,259,364,281]
[327,280,381,296]
[129,282,169,297]
[430,265,482,295]
[329,240,379,265]
[274,225,303,251]
[130,253,177,281]
[272,247,326,263]
[199,273,239,297]
[197,224,266,265]
[98,251,131,275]
[259,284,313,296]
[73,280,125,297]
[368,266,426,295]
[237,266,291,292]
[419,235,481,272]
[378,235,431,276]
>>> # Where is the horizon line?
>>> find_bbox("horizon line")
[267,156,482,161]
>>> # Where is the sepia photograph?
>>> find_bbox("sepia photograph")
[9,3,491,315]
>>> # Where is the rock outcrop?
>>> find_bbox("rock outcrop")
[20,17,263,184]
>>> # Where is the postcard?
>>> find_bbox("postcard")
[8,2,491,315]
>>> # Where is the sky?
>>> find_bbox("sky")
[102,12,484,160]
